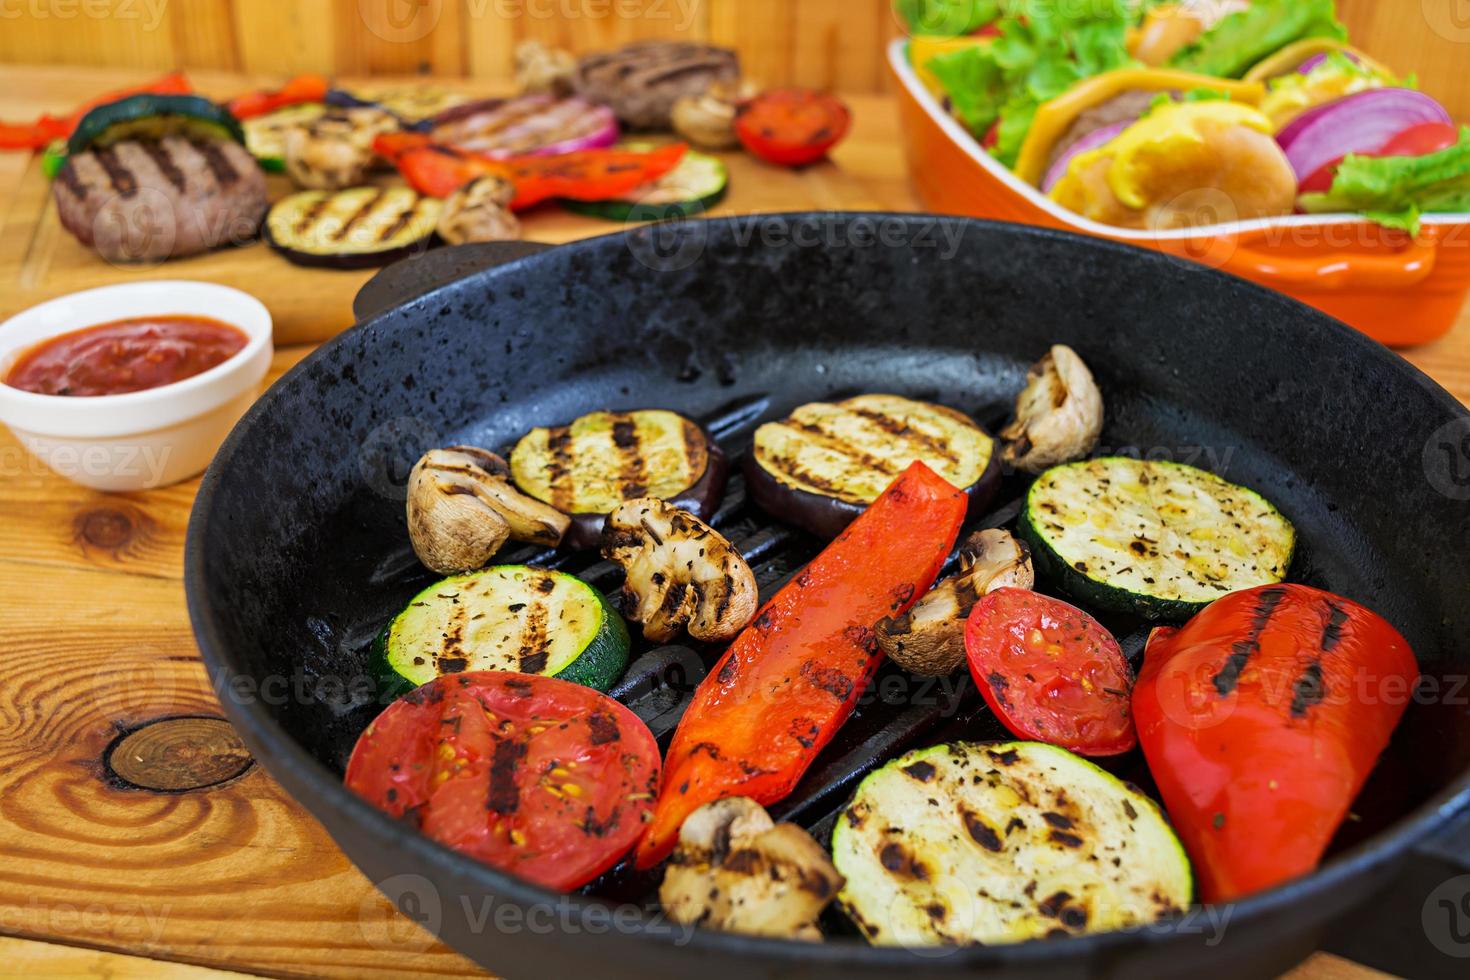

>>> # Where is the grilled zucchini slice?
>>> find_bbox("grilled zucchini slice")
[747,393,1000,538]
[68,94,244,155]
[560,148,728,222]
[242,102,327,171]
[265,186,441,269]
[510,409,727,549]
[832,741,1192,947]
[373,565,629,695]
[1018,457,1295,622]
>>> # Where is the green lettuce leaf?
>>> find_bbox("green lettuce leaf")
[1170,0,1347,78]
[926,0,1136,167]
[1299,127,1470,234]
[896,0,1001,36]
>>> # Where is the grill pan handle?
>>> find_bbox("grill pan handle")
[1325,800,1470,977]
[352,241,556,323]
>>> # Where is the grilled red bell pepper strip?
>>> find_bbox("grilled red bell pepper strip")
[635,461,968,868]
[226,73,330,120]
[1132,583,1418,902]
[0,72,191,150]
[375,132,687,209]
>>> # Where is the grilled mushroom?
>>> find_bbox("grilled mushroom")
[283,107,398,190]
[1001,344,1105,474]
[514,39,576,96]
[670,79,754,150]
[874,529,1034,676]
[601,497,757,643]
[407,446,570,575]
[436,176,520,245]
[660,796,843,941]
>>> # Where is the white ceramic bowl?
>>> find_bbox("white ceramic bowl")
[0,281,273,491]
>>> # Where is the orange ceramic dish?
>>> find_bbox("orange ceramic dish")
[889,40,1470,347]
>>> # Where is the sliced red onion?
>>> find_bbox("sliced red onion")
[1041,121,1129,193]
[429,96,619,158]
[1296,50,1359,75]
[1275,88,1451,182]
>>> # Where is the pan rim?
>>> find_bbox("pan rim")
[185,212,1470,966]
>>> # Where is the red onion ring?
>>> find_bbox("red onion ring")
[1274,88,1451,182]
[1041,121,1130,193]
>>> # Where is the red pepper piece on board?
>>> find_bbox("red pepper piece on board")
[227,74,330,120]
[0,72,191,151]
[635,461,968,868]
[1132,583,1419,902]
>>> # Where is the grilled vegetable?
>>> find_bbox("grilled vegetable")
[436,176,520,245]
[265,186,441,269]
[510,409,728,550]
[874,529,1033,676]
[283,106,398,190]
[327,84,469,123]
[67,93,242,155]
[671,79,752,150]
[429,94,618,158]
[746,394,999,539]
[559,146,727,222]
[637,462,967,868]
[831,741,1192,946]
[227,74,329,120]
[660,797,843,940]
[373,565,629,695]
[1134,584,1418,901]
[0,72,191,152]
[344,671,660,892]
[514,39,576,96]
[1001,345,1104,474]
[241,102,327,172]
[966,588,1135,756]
[735,89,851,168]
[406,446,568,574]
[601,497,758,643]
[1019,457,1295,622]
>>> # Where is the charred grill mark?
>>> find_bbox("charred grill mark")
[1290,661,1325,717]
[516,601,550,674]
[586,710,620,745]
[1320,602,1350,652]
[843,623,882,657]
[801,660,854,701]
[609,414,647,498]
[437,656,468,674]
[378,202,422,242]
[1038,890,1072,918]
[716,656,737,685]
[961,808,1003,852]
[57,161,88,200]
[846,406,959,464]
[788,717,818,749]
[988,672,1013,709]
[139,140,186,192]
[546,428,576,512]
[902,760,936,782]
[192,139,240,188]
[1211,586,1287,696]
[891,582,915,611]
[487,739,526,814]
[334,189,386,241]
[987,747,1020,766]
[92,146,138,198]
[293,196,330,235]
[1042,812,1075,830]
[1049,830,1085,849]
[879,842,928,880]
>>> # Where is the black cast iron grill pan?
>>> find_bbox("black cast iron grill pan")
[186,215,1470,979]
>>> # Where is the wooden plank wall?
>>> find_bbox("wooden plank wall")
[0,1,1466,113]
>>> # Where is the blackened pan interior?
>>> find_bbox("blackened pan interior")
[186,214,1470,978]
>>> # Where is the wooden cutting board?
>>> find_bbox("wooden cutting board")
[0,68,902,347]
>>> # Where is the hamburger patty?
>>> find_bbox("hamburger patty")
[54,136,267,263]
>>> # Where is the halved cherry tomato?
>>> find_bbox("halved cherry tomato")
[965,588,1136,756]
[735,89,850,167]
[345,671,661,892]
[1299,121,1462,194]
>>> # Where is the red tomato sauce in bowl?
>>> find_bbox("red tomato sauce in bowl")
[4,315,249,397]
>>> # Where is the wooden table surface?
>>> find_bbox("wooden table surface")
[0,65,1435,980]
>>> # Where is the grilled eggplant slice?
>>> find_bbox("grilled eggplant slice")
[746,394,1000,539]
[265,186,441,269]
[601,497,758,642]
[832,741,1192,946]
[660,797,843,940]
[1019,457,1295,622]
[510,409,729,550]
[373,565,629,695]
[874,529,1034,676]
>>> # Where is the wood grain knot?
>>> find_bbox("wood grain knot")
[104,716,254,792]
[74,507,136,550]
